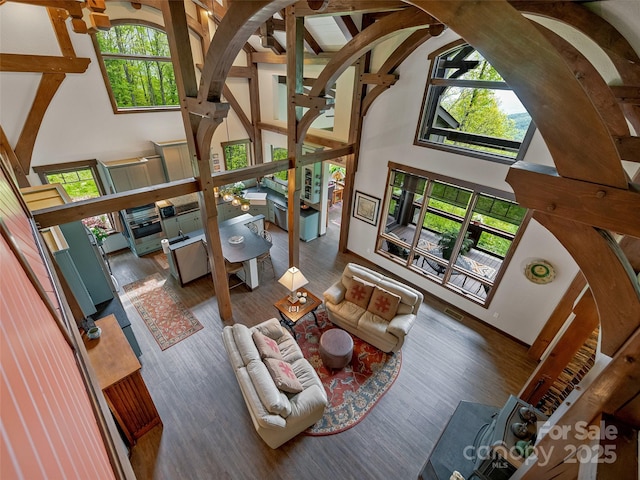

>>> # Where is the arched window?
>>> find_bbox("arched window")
[93,22,179,113]
[416,42,535,163]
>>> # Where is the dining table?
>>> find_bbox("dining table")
[218,214,271,289]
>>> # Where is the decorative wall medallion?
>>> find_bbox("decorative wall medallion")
[525,260,556,284]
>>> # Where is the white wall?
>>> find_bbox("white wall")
[350,30,581,344]
[0,2,249,186]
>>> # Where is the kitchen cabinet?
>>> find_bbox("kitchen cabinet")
[173,239,210,284]
[100,156,166,193]
[303,163,322,204]
[300,210,319,241]
[248,204,268,219]
[217,202,239,223]
[266,199,276,224]
[163,210,203,238]
[153,140,192,181]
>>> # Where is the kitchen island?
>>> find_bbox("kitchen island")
[165,214,268,289]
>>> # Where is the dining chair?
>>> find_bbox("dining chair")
[225,259,246,289]
[246,222,259,235]
[257,230,275,279]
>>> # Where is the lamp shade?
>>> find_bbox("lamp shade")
[278,267,308,293]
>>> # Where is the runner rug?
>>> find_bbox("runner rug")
[123,272,203,351]
[295,308,402,435]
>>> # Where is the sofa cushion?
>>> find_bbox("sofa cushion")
[378,278,420,309]
[344,276,375,309]
[253,330,283,360]
[247,359,292,417]
[233,324,261,365]
[327,300,365,329]
[264,358,304,394]
[367,286,401,322]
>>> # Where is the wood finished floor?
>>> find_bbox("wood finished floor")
[107,206,537,480]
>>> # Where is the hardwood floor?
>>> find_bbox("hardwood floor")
[107,207,537,480]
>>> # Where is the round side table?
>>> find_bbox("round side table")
[319,329,354,370]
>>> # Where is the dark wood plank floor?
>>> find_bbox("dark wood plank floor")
[107,205,537,480]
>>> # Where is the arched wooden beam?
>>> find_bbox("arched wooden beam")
[14,73,66,174]
[413,0,628,189]
[297,7,435,140]
[309,7,435,98]
[532,23,629,138]
[199,0,294,103]
[361,29,434,116]
[513,1,640,132]
[512,1,640,63]
[533,212,640,356]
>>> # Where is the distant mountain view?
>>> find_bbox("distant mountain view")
[508,112,532,141]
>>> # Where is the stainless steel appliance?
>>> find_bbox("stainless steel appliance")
[124,203,164,244]
[273,202,288,231]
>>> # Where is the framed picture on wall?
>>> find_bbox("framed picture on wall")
[353,191,381,226]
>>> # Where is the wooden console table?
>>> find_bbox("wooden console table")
[83,314,161,446]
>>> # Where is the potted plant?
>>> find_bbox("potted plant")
[437,229,473,260]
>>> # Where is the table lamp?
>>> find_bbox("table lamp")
[278,266,308,303]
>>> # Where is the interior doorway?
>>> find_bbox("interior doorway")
[327,163,345,233]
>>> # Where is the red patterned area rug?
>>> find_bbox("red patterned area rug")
[123,272,203,351]
[295,308,402,435]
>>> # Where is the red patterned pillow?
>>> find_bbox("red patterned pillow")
[367,286,401,322]
[345,276,375,309]
[252,330,283,360]
[263,358,303,394]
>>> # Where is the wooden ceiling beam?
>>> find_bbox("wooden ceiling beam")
[268,17,323,55]
[221,85,254,142]
[0,54,90,74]
[32,179,199,229]
[309,7,434,98]
[14,73,66,174]
[333,15,359,41]
[614,136,640,163]
[533,22,629,138]
[360,73,397,86]
[611,85,640,105]
[199,0,299,102]
[6,0,83,17]
[506,162,638,237]
[362,29,434,116]
[293,0,407,17]
[532,212,640,357]
[257,121,347,149]
[249,50,332,64]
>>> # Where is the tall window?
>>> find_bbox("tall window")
[94,22,179,112]
[271,146,288,182]
[416,42,535,163]
[378,164,529,305]
[33,160,113,231]
[222,139,252,171]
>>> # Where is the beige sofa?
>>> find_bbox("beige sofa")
[222,318,327,449]
[323,263,423,353]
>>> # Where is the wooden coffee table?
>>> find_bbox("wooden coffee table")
[274,287,321,339]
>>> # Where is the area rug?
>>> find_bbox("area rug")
[123,272,203,350]
[294,308,402,435]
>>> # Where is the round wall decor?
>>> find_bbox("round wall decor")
[525,260,556,284]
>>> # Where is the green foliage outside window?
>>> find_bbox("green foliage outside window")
[96,25,179,109]
[46,170,100,201]
[223,142,250,170]
[272,147,288,181]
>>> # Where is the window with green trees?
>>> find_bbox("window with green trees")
[416,43,535,163]
[94,23,179,112]
[223,140,252,171]
[379,165,529,305]
[32,160,113,231]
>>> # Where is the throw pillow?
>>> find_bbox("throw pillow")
[263,358,303,394]
[345,276,375,309]
[367,286,401,322]
[252,330,283,360]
